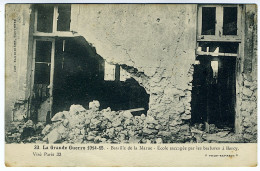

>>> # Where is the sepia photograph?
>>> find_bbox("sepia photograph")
[3,1,258,167]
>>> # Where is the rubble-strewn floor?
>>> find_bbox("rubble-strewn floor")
[5,101,246,144]
[190,124,242,143]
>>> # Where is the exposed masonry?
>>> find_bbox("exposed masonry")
[240,74,257,142]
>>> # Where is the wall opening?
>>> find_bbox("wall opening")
[50,37,150,118]
[195,4,242,132]
[31,3,150,121]
[192,42,237,131]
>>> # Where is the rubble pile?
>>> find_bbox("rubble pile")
[5,120,45,143]
[41,100,188,144]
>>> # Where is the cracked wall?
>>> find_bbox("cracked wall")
[70,4,197,141]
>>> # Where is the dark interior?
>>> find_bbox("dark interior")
[36,4,71,33]
[57,4,71,31]
[52,37,149,115]
[223,7,237,35]
[191,54,236,129]
[36,4,54,33]
[202,7,216,35]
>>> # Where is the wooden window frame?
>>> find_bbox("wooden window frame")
[33,5,72,37]
[31,38,55,118]
[104,61,116,81]
[197,4,242,42]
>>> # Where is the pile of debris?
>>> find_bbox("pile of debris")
[6,100,247,144]
[5,120,45,143]
[41,100,176,144]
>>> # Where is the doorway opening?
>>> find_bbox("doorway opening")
[191,42,237,130]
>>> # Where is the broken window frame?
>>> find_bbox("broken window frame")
[30,4,73,121]
[104,62,131,82]
[197,4,242,42]
[104,61,116,81]
[30,37,55,119]
[120,66,131,82]
[32,38,55,87]
[33,4,72,37]
[196,5,243,57]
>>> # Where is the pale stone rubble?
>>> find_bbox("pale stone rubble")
[5,120,45,143]
[5,98,256,144]
[41,101,176,144]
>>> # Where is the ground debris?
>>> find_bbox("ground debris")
[40,101,186,144]
[5,120,45,143]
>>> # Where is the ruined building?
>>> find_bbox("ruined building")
[5,4,257,143]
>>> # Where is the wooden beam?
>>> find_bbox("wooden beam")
[49,39,55,119]
[122,108,145,113]
[197,36,241,42]
[196,51,237,57]
[33,31,80,37]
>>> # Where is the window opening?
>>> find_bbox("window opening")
[35,4,71,33]
[202,7,216,35]
[223,7,238,35]
[104,62,116,81]
[34,40,52,84]
[57,4,71,31]
[120,67,131,81]
[36,4,54,33]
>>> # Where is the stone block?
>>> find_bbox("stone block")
[89,100,100,111]
[42,124,52,135]
[51,112,65,122]
[69,105,86,115]
[243,87,253,97]
[46,129,61,143]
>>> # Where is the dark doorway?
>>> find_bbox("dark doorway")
[191,55,236,129]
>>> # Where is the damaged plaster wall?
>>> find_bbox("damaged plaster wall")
[5,5,32,122]
[70,4,197,141]
[236,5,257,142]
[5,4,257,143]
